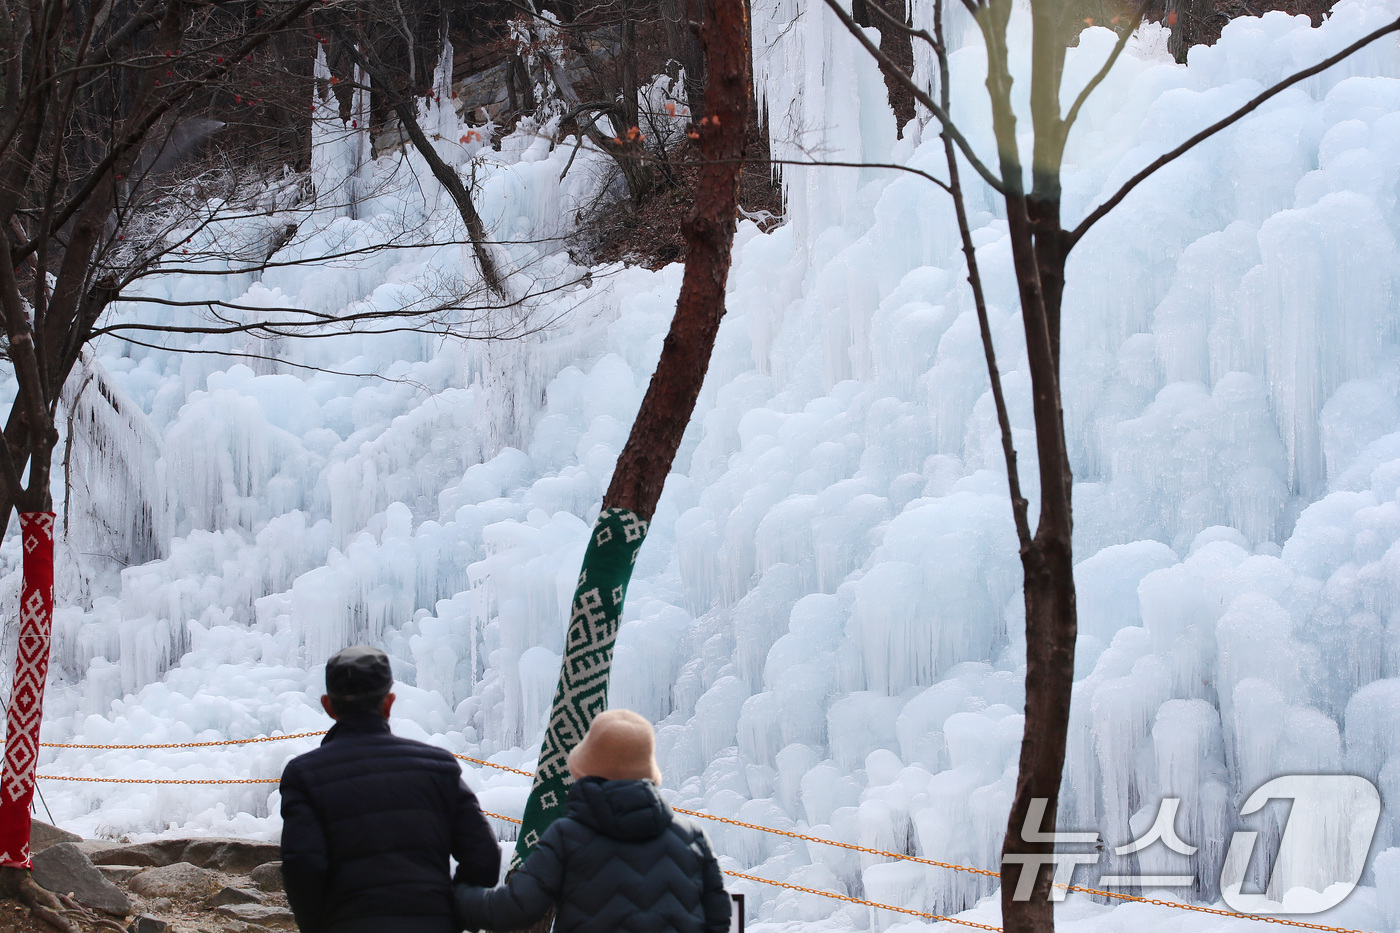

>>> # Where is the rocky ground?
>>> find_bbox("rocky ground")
[0,822,291,933]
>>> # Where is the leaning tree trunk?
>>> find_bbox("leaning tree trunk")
[510,0,750,881]
[334,36,507,297]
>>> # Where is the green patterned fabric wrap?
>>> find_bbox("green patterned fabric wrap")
[511,506,649,869]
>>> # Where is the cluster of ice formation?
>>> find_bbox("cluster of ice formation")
[16,2,1400,931]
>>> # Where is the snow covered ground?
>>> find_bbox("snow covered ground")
[16,1,1400,930]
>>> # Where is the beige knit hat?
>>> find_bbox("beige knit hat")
[567,709,663,784]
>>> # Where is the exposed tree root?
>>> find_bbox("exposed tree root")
[1,867,79,933]
[0,867,127,933]
[55,892,128,933]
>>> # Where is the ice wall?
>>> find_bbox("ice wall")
[19,4,1400,932]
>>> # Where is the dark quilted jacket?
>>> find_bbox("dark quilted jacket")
[454,777,730,933]
[280,713,501,933]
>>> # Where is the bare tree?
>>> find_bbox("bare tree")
[0,2,596,910]
[0,1,331,906]
[816,1,1400,931]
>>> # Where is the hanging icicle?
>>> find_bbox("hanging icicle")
[59,351,167,581]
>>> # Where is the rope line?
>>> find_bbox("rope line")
[36,738,1380,933]
[38,774,280,785]
[1056,888,1376,933]
[671,807,1001,879]
[469,804,998,931]
[453,753,534,776]
[662,807,1374,932]
[40,731,326,750]
[723,870,1001,931]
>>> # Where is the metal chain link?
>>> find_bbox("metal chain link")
[41,731,327,750]
[671,807,1002,879]
[37,774,281,785]
[453,753,534,776]
[723,869,1002,931]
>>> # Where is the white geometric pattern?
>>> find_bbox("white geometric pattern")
[511,507,649,869]
[0,512,54,869]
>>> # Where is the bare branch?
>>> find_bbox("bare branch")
[1061,6,1146,140]
[94,270,596,338]
[20,0,324,259]
[933,0,1030,549]
[860,0,941,51]
[1071,13,1400,245]
[334,32,508,297]
[819,0,1006,194]
[97,334,446,383]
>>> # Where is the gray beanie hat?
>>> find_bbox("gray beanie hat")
[325,645,392,703]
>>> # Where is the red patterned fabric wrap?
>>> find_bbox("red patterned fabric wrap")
[0,512,56,869]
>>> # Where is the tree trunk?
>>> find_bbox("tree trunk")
[619,0,641,135]
[510,0,750,876]
[867,0,916,132]
[1167,0,1218,63]
[660,0,689,78]
[978,7,1080,931]
[1000,537,1077,933]
[0,512,56,868]
[679,0,708,117]
[997,194,1078,933]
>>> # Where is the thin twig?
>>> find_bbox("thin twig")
[860,0,942,52]
[1061,6,1147,139]
[19,0,325,261]
[934,0,1031,549]
[98,334,439,383]
[1071,13,1400,244]
[819,0,1006,194]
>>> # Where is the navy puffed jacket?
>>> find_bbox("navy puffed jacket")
[280,713,501,933]
[454,777,731,933]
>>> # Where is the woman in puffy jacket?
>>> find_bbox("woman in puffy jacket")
[454,709,732,933]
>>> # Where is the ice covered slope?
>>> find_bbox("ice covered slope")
[23,1,1400,930]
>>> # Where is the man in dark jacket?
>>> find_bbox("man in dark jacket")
[281,646,501,933]
[454,709,731,933]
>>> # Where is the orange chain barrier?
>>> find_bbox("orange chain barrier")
[35,737,1381,933]
[724,869,1001,931]
[38,775,280,785]
[1057,887,1377,933]
[407,802,1000,930]
[669,807,1002,880]
[453,753,533,776]
[41,731,326,750]
[447,753,1381,933]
